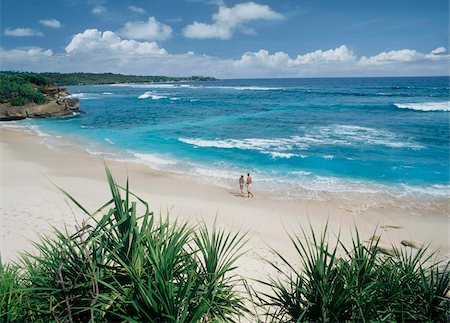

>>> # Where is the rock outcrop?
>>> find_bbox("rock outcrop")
[0,88,80,121]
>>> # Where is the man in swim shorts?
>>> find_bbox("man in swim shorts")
[246,173,254,198]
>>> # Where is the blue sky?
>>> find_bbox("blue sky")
[1,0,448,77]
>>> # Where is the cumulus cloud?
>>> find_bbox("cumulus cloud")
[430,47,446,55]
[183,1,284,39]
[0,47,54,71]
[65,29,167,55]
[291,45,356,65]
[1,35,448,77]
[358,49,422,65]
[0,47,53,59]
[235,49,290,68]
[358,47,449,65]
[39,19,61,28]
[128,5,146,14]
[119,17,172,41]
[4,28,43,37]
[235,45,356,69]
[92,5,107,15]
[233,45,448,77]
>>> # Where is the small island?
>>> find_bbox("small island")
[0,71,217,121]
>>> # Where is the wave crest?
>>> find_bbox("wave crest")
[138,91,167,100]
[395,102,450,112]
[179,125,423,155]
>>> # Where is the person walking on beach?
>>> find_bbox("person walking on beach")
[239,175,245,196]
[246,173,254,198]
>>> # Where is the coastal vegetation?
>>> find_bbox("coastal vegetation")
[0,167,448,322]
[0,72,80,120]
[1,71,216,86]
[0,73,51,106]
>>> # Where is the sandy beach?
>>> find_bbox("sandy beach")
[1,127,449,281]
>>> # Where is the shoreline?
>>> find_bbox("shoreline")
[1,127,449,279]
[3,119,448,213]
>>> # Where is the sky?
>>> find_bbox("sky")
[0,0,449,78]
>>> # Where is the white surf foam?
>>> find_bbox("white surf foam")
[212,86,281,91]
[68,93,85,98]
[28,125,50,137]
[0,122,28,130]
[312,125,424,149]
[68,93,99,100]
[179,124,423,155]
[104,137,115,145]
[133,153,177,166]
[102,92,113,95]
[138,91,167,99]
[288,170,312,176]
[263,151,298,159]
[112,83,281,91]
[179,137,305,151]
[399,184,450,198]
[113,83,186,89]
[394,102,450,112]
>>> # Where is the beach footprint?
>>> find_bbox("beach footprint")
[380,225,403,231]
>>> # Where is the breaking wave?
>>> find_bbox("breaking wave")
[138,91,167,100]
[394,101,450,112]
[179,124,423,156]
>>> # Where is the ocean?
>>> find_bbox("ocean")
[4,77,449,206]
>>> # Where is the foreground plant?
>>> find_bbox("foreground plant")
[258,224,450,322]
[1,166,449,322]
[1,165,247,322]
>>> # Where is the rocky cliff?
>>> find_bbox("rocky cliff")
[0,87,80,121]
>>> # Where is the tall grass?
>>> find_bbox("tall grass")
[257,224,450,322]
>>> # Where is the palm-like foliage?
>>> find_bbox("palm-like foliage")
[258,224,450,322]
[1,165,247,322]
[1,166,448,322]
[0,262,29,321]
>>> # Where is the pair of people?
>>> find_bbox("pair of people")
[239,173,253,197]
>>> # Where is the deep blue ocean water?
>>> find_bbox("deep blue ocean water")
[8,77,450,199]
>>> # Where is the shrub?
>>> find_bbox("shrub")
[1,165,248,322]
[0,73,48,106]
[1,166,448,322]
[257,225,450,322]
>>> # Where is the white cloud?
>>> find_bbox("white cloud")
[39,19,62,28]
[183,1,284,39]
[128,5,146,14]
[430,47,446,55]
[92,5,107,15]
[4,28,43,37]
[358,47,449,66]
[358,49,422,65]
[235,45,356,69]
[291,45,356,65]
[0,47,53,59]
[65,29,167,56]
[235,49,290,68]
[234,45,448,77]
[1,37,448,78]
[119,17,173,41]
[0,47,54,70]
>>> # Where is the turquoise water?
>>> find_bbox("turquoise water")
[9,77,450,199]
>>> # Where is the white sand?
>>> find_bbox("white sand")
[1,127,449,281]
